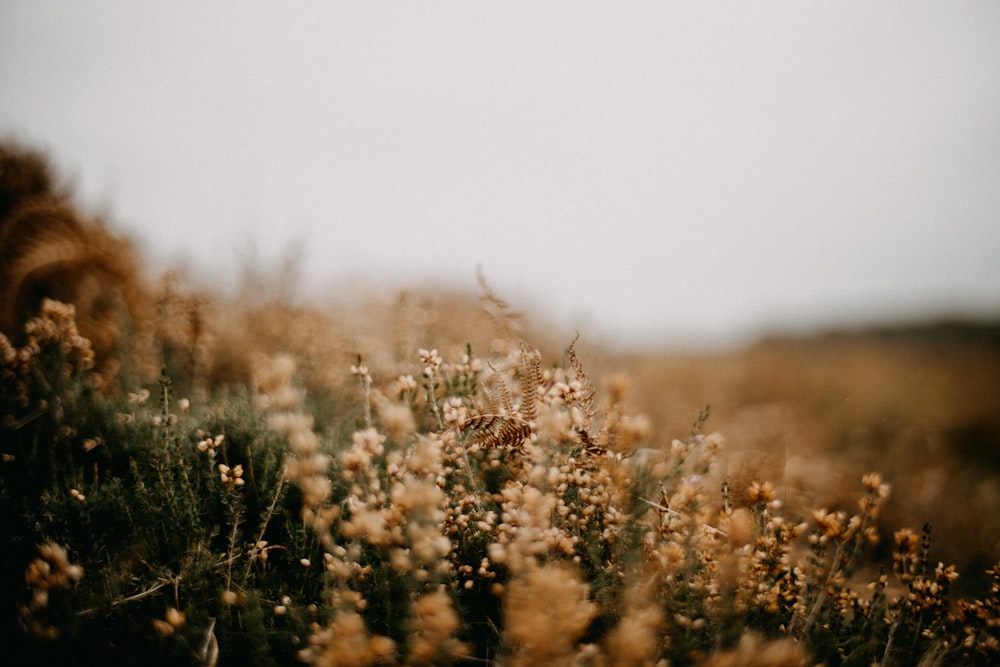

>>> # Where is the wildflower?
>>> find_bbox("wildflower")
[352,427,386,457]
[152,619,174,637]
[812,509,846,542]
[197,434,224,455]
[604,603,664,665]
[23,542,84,630]
[748,480,775,505]
[221,590,244,606]
[218,463,244,486]
[251,540,270,562]
[340,506,402,547]
[0,332,15,364]
[614,413,653,452]
[397,374,417,392]
[503,564,598,665]
[700,633,807,666]
[128,388,150,405]
[860,472,891,514]
[152,607,186,637]
[407,589,469,665]
[861,472,889,496]
[442,396,467,426]
[167,607,185,627]
[254,354,301,411]
[299,611,395,666]
[726,507,756,547]
[418,348,442,377]
[404,436,443,476]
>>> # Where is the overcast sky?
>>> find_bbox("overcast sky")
[2,2,999,349]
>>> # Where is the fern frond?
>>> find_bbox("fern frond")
[460,413,507,435]
[487,361,516,417]
[479,382,501,416]
[518,343,541,424]
[457,414,532,451]
[567,333,596,429]
[575,428,606,457]
[471,394,489,420]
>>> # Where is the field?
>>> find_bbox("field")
[3,142,1000,666]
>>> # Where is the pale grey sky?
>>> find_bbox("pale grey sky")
[2,2,999,348]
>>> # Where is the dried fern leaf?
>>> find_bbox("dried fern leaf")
[479,382,501,416]
[470,394,489,421]
[576,428,607,457]
[457,414,532,451]
[486,361,516,417]
[460,413,507,435]
[567,333,596,428]
[518,343,541,424]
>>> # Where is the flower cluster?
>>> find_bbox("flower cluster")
[196,433,224,457]
[21,299,95,378]
[217,462,244,486]
[1,299,94,414]
[20,542,84,639]
[256,355,332,513]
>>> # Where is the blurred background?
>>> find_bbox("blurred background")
[2,1,998,350]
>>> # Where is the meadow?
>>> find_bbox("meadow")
[2,141,1000,666]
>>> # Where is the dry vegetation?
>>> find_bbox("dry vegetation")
[2,141,999,666]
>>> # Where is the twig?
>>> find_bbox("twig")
[77,578,172,616]
[242,473,287,585]
[639,497,728,537]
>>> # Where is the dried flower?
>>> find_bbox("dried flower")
[218,463,244,486]
[128,389,150,405]
[503,564,598,665]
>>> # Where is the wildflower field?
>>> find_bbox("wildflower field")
[2,142,1000,666]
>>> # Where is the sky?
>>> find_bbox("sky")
[2,2,999,349]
